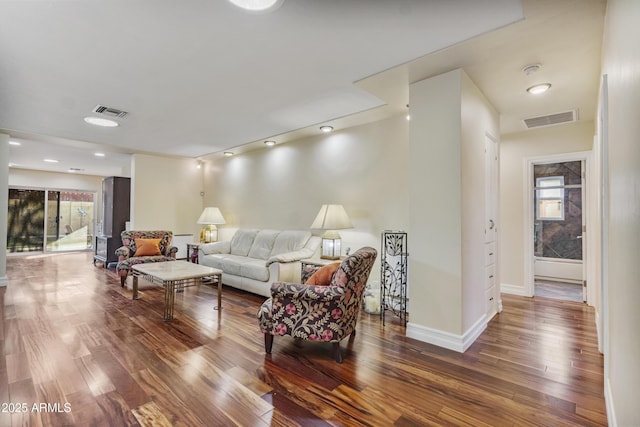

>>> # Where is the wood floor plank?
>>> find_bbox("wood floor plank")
[1,253,607,426]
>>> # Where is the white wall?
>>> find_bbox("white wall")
[130,154,203,236]
[409,70,463,335]
[407,69,499,349]
[600,0,640,424]
[499,121,594,294]
[9,168,103,193]
[204,114,410,283]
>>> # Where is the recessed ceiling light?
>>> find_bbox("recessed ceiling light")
[264,140,276,146]
[94,152,106,157]
[84,116,119,127]
[227,0,283,12]
[223,151,234,157]
[406,114,411,121]
[8,140,21,146]
[44,159,59,163]
[527,83,552,95]
[320,125,334,133]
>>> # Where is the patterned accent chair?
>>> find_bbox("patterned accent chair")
[115,230,178,287]
[257,246,377,363]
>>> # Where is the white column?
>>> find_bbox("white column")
[0,133,9,286]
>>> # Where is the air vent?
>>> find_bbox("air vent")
[522,110,577,129]
[92,104,128,118]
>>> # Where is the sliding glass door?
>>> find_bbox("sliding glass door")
[7,189,46,252]
[7,188,96,253]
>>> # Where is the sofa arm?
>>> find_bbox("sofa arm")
[166,246,178,258]
[200,241,231,255]
[115,246,131,260]
[266,247,315,266]
[270,281,345,303]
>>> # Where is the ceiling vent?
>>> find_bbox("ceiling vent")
[522,110,577,129]
[92,104,128,118]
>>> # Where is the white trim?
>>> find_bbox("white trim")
[500,282,528,296]
[605,378,617,427]
[406,315,487,353]
[523,151,592,301]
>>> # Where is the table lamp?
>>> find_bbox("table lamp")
[310,204,353,260]
[197,207,226,243]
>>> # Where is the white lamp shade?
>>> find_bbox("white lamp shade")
[310,204,353,230]
[197,207,226,225]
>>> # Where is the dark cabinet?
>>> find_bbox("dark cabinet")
[94,176,130,267]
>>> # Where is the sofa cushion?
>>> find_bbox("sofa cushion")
[240,258,271,282]
[230,229,259,256]
[270,230,311,256]
[248,230,280,260]
[133,238,162,256]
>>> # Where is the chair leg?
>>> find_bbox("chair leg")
[264,333,273,354]
[332,342,343,363]
[120,275,126,287]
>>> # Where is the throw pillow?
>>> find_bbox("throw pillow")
[305,263,341,286]
[133,238,162,256]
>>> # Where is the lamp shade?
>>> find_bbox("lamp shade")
[310,204,353,231]
[197,207,226,225]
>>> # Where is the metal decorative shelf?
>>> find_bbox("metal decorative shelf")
[380,230,408,326]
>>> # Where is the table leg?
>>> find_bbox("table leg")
[132,275,139,300]
[164,281,175,321]
[214,273,222,310]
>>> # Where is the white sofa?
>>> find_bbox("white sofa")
[198,229,320,297]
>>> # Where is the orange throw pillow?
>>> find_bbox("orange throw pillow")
[305,263,341,286]
[133,238,162,256]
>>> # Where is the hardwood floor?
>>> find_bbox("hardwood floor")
[1,252,606,426]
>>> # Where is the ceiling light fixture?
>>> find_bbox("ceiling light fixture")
[223,151,234,157]
[8,140,21,146]
[44,159,59,163]
[320,125,333,133]
[84,116,119,127]
[527,83,552,95]
[227,0,283,12]
[264,140,276,147]
[522,64,541,76]
[94,152,105,157]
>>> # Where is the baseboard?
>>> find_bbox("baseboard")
[406,315,487,353]
[500,282,528,296]
[595,311,603,354]
[605,378,617,427]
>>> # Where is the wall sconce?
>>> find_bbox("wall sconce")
[197,207,226,243]
[310,204,353,260]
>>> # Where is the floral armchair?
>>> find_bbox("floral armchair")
[115,230,178,287]
[257,246,377,363]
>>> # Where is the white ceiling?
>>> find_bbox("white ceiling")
[1,0,606,177]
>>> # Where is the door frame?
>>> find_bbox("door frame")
[523,151,593,304]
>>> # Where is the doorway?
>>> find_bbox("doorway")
[533,160,584,302]
[524,152,591,303]
[7,188,96,253]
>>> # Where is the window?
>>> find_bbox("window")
[536,176,564,220]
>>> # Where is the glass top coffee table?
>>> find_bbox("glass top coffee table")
[131,261,223,321]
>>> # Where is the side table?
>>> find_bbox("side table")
[186,242,202,263]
